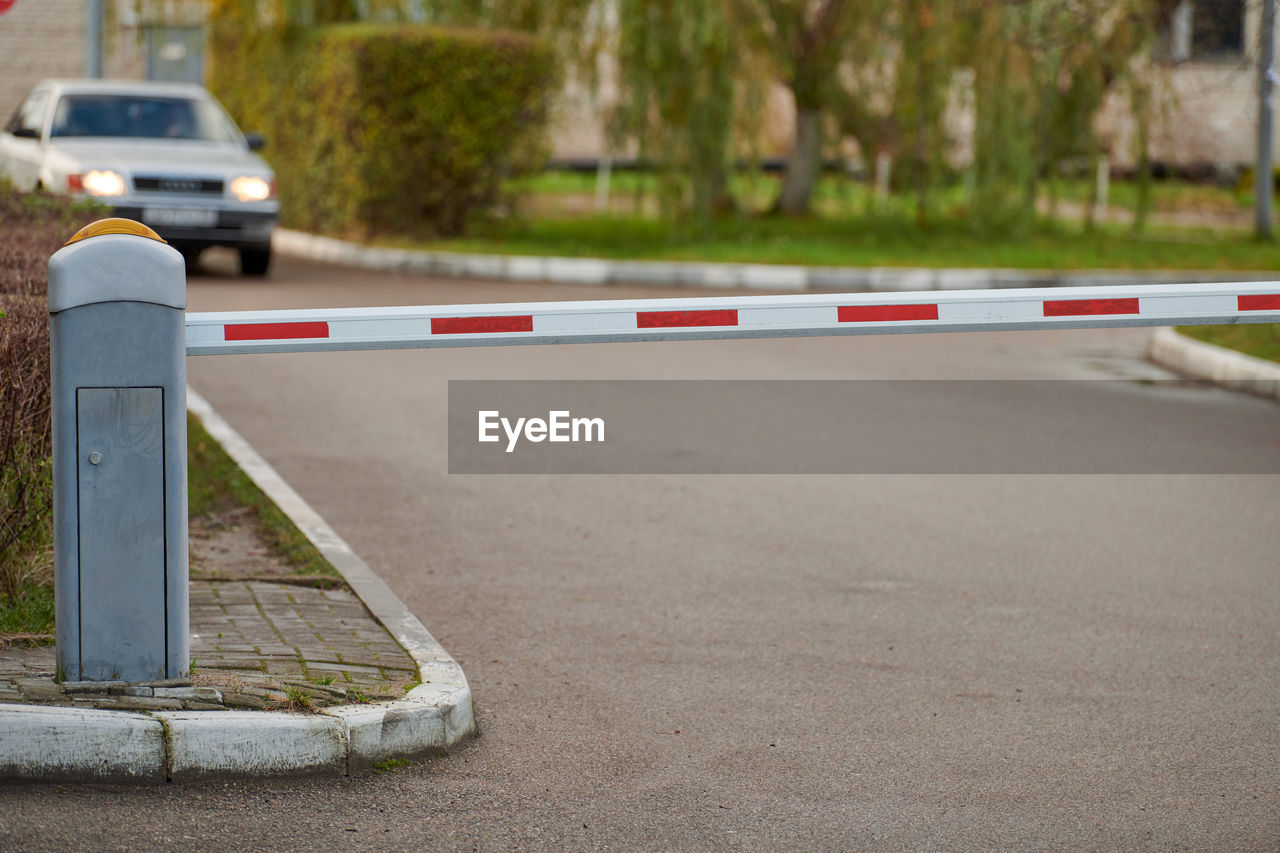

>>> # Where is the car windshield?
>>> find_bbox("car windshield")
[49,94,240,143]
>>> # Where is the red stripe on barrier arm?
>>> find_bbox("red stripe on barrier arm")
[431,315,534,334]
[1043,298,1140,317]
[224,321,330,341]
[1239,294,1280,311]
[838,304,939,323]
[637,309,739,328]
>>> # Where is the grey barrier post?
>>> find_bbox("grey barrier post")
[48,219,189,683]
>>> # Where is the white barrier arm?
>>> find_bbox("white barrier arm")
[186,281,1280,356]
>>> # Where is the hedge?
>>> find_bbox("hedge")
[208,22,558,238]
[0,184,102,623]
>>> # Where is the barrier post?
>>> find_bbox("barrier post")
[48,219,189,682]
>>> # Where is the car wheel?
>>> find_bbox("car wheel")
[240,245,271,277]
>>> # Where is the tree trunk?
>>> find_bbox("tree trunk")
[777,107,822,215]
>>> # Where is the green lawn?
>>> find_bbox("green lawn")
[1178,323,1280,363]
[514,170,1256,218]
[399,170,1280,271]
[388,212,1279,271]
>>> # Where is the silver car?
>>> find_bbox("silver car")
[1,79,278,276]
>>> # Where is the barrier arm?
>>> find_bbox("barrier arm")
[186,281,1280,356]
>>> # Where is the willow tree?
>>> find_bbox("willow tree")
[952,0,1158,235]
[732,0,890,216]
[405,0,740,228]
[607,0,741,226]
[891,0,960,227]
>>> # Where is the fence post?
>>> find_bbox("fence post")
[48,219,189,683]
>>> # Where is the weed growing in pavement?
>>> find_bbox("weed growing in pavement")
[373,759,412,773]
[282,685,316,712]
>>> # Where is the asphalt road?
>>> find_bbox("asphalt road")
[4,253,1277,851]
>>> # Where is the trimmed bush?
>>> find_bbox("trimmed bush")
[0,294,51,603]
[209,22,558,238]
[0,184,102,615]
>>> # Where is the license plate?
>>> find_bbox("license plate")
[142,207,218,228]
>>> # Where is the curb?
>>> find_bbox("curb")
[273,228,1277,292]
[1148,327,1280,401]
[0,390,474,783]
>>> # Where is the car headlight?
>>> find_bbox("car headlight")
[230,176,273,202]
[77,170,128,197]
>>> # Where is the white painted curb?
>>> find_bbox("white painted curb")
[1148,327,1280,401]
[0,705,166,783]
[0,392,474,783]
[272,228,1276,292]
[160,711,347,781]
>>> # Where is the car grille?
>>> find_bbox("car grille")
[133,176,224,195]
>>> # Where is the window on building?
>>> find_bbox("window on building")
[1192,0,1245,57]
[1158,0,1245,62]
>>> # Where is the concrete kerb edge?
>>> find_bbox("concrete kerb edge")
[271,227,1278,291]
[0,705,168,783]
[185,387,477,775]
[1148,327,1280,401]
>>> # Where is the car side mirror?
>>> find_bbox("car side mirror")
[244,133,266,152]
[12,127,40,140]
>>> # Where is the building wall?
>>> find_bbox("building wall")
[0,1,160,125]
[1,0,88,122]
[1154,61,1263,170]
[1097,60,1273,173]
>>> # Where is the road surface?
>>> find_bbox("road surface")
[4,252,1276,851]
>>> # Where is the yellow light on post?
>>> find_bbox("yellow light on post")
[64,218,167,246]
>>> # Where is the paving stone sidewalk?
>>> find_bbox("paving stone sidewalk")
[0,578,419,712]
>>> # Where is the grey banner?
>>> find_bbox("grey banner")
[448,380,1280,474]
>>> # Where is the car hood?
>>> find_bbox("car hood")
[49,139,271,175]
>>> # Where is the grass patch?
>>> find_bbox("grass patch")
[521,170,1256,217]
[460,171,1273,270]
[0,579,54,638]
[388,211,1279,272]
[1,413,339,637]
[373,758,413,773]
[1178,323,1280,363]
[188,413,339,581]
[1044,177,1251,214]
